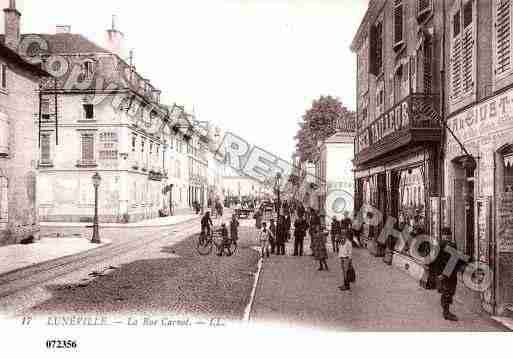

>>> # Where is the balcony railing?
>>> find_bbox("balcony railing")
[356,93,441,155]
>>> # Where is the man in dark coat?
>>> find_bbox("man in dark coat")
[276,215,287,255]
[431,238,466,321]
[330,216,341,253]
[269,218,277,254]
[294,214,309,256]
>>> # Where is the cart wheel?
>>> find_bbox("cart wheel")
[197,233,213,255]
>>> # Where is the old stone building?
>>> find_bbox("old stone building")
[0,1,50,245]
[442,0,513,317]
[351,0,444,286]
[12,17,205,222]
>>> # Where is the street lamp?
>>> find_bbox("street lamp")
[275,172,282,215]
[91,172,102,244]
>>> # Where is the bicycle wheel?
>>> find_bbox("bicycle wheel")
[197,233,213,255]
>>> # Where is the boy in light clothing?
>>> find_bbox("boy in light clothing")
[259,222,272,258]
[338,235,353,291]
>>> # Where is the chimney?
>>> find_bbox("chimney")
[56,25,71,34]
[106,14,125,58]
[3,0,21,52]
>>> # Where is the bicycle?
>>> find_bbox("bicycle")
[196,227,237,256]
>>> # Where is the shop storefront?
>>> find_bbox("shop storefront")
[355,145,440,288]
[444,88,513,316]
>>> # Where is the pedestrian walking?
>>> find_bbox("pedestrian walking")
[269,218,277,254]
[312,226,329,271]
[340,211,355,247]
[230,214,239,243]
[218,223,229,256]
[338,234,353,291]
[309,209,320,256]
[276,215,287,255]
[330,216,341,253]
[258,222,271,258]
[254,208,263,229]
[293,213,308,256]
[432,233,465,321]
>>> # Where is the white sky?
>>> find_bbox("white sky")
[4,0,367,161]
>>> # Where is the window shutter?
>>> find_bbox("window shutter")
[81,134,94,161]
[451,10,462,99]
[394,1,403,45]
[376,22,383,73]
[418,0,431,15]
[496,0,512,76]
[0,112,9,156]
[369,25,378,75]
[462,2,475,94]
[423,39,433,93]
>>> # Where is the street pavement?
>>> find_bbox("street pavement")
[250,237,508,331]
[0,213,260,322]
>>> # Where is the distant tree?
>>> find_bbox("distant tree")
[295,95,355,163]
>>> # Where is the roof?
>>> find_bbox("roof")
[0,42,49,77]
[350,0,384,52]
[0,33,110,54]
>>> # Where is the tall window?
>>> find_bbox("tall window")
[41,99,50,120]
[83,104,94,120]
[0,112,8,156]
[417,0,433,19]
[81,133,95,162]
[82,60,95,80]
[0,64,7,90]
[0,176,7,221]
[40,133,51,164]
[495,0,513,77]
[451,1,475,101]
[370,20,383,75]
[394,0,404,47]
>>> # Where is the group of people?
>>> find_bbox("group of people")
[200,210,240,256]
[257,205,356,292]
[257,214,291,258]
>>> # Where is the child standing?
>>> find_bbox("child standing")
[259,222,271,258]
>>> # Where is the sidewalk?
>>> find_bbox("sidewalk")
[250,241,507,331]
[0,237,111,276]
[40,213,200,228]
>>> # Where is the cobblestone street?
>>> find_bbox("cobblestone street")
[250,240,507,331]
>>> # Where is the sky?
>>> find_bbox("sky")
[3,0,367,161]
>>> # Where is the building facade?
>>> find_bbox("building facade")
[23,21,201,222]
[318,130,356,216]
[351,0,444,286]
[442,0,513,317]
[0,1,49,245]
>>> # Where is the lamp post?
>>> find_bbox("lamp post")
[91,172,102,244]
[275,172,282,215]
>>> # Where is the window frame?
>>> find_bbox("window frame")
[393,0,405,50]
[0,63,7,92]
[83,103,94,120]
[494,0,513,80]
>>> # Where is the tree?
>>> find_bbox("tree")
[295,95,355,163]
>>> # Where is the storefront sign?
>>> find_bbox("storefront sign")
[499,192,513,253]
[447,88,513,144]
[475,197,491,263]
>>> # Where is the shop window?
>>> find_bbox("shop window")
[505,153,513,192]
[81,60,95,80]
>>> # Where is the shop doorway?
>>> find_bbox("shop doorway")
[452,156,476,260]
